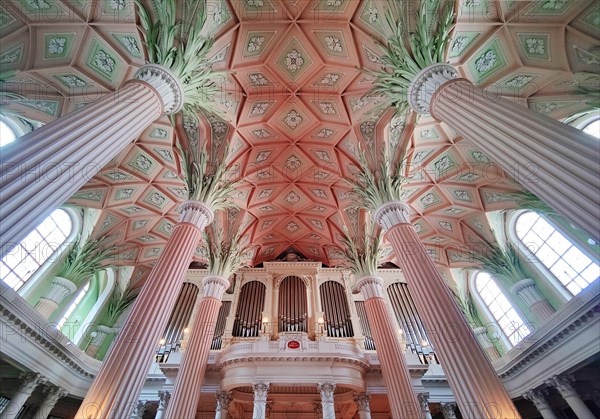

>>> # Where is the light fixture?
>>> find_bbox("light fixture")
[183,327,189,334]
[262,317,269,334]
[159,338,165,345]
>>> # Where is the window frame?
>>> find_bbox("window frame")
[469,271,531,350]
[15,207,81,298]
[508,209,599,300]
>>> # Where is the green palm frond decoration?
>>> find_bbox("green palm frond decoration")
[469,241,529,287]
[135,0,223,115]
[56,236,120,285]
[178,140,238,210]
[365,0,455,115]
[346,143,409,211]
[505,190,557,217]
[103,286,140,327]
[453,283,482,327]
[339,220,385,278]
[578,85,600,109]
[204,224,247,279]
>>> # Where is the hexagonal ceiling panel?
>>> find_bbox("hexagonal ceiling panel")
[2,0,598,272]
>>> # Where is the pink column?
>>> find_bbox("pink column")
[0,64,183,257]
[408,63,599,241]
[164,275,230,419]
[354,276,422,419]
[74,201,213,419]
[375,202,520,419]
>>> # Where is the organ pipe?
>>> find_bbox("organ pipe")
[211,301,231,350]
[355,301,376,350]
[278,276,307,332]
[388,282,437,363]
[319,281,354,338]
[233,281,266,337]
[161,283,198,346]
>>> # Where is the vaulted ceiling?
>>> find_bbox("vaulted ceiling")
[1,0,597,276]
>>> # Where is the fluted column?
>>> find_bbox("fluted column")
[33,385,67,419]
[252,383,269,419]
[353,393,371,419]
[164,275,230,419]
[510,279,555,323]
[0,64,184,258]
[441,403,457,419]
[375,202,519,419]
[318,383,337,419]
[215,391,232,419]
[522,389,557,419]
[417,393,433,419]
[35,276,77,319]
[154,391,171,419]
[548,375,595,419]
[1,372,45,419]
[408,63,600,240]
[74,201,213,419]
[472,327,501,361]
[354,276,422,419]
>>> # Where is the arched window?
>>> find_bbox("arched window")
[56,282,90,330]
[1,209,74,291]
[515,211,599,296]
[0,117,17,147]
[475,272,530,346]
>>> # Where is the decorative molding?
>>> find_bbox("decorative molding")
[202,275,230,300]
[178,200,215,229]
[353,276,384,300]
[407,63,459,114]
[373,202,411,231]
[133,64,184,114]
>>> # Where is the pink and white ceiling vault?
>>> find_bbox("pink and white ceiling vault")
[1,0,598,277]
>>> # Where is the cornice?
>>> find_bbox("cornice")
[0,283,101,391]
[494,282,600,378]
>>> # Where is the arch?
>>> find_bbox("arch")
[473,272,530,348]
[511,210,599,297]
[1,207,78,292]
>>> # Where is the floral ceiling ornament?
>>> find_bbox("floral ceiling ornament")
[475,50,497,73]
[324,36,343,53]
[285,49,304,72]
[525,38,545,55]
[284,110,303,129]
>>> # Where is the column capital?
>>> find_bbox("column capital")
[353,275,384,300]
[510,278,545,306]
[548,374,575,394]
[417,392,430,409]
[441,402,457,419]
[133,64,184,115]
[252,382,270,402]
[132,400,148,416]
[215,391,232,410]
[158,390,171,407]
[202,275,230,300]
[408,63,459,114]
[18,372,45,394]
[373,202,411,230]
[522,388,550,407]
[318,382,336,399]
[353,393,371,412]
[45,276,77,303]
[178,200,214,229]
